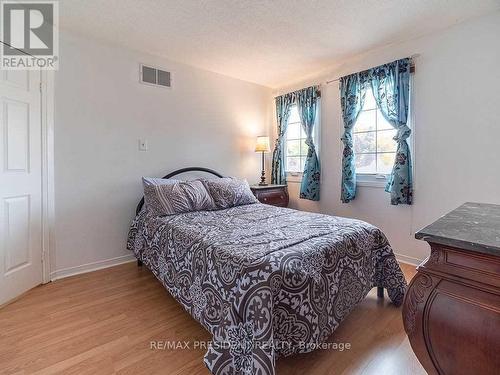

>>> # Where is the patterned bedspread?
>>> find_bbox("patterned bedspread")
[127,203,407,375]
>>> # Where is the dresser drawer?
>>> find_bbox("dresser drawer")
[250,185,289,207]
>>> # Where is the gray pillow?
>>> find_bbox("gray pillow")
[142,178,215,216]
[142,177,178,186]
[202,177,258,209]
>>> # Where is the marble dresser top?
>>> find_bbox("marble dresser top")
[415,202,500,256]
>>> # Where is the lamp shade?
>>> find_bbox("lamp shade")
[255,136,270,152]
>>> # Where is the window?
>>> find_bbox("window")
[285,105,308,173]
[353,88,397,176]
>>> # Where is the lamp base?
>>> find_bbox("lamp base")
[259,151,267,186]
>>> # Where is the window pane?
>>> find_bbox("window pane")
[355,153,376,174]
[363,88,377,110]
[287,157,301,172]
[286,140,300,156]
[287,122,301,139]
[300,124,306,139]
[288,106,300,123]
[300,138,308,157]
[354,131,376,153]
[299,157,306,172]
[377,153,395,174]
[377,110,393,130]
[354,110,376,132]
[377,129,397,152]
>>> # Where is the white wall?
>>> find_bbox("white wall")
[53,32,272,277]
[277,12,500,264]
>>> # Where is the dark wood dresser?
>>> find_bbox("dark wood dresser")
[403,202,500,375]
[250,184,289,207]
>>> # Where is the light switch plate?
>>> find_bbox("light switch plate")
[139,139,148,151]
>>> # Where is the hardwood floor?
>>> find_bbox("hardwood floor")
[0,262,425,375]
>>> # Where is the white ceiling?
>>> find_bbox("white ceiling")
[59,0,500,88]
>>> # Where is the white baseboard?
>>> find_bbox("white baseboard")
[395,252,424,266]
[50,254,136,281]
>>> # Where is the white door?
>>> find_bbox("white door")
[0,70,43,306]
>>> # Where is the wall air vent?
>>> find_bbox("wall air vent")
[140,64,171,88]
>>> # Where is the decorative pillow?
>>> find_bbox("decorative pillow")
[142,177,178,186]
[202,177,258,209]
[142,178,215,216]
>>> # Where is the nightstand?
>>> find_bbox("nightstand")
[250,184,289,207]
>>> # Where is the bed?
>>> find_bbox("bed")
[127,168,407,375]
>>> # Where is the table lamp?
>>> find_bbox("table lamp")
[255,136,270,186]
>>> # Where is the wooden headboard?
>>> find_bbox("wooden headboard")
[135,167,224,215]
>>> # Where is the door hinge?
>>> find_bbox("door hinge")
[39,82,42,92]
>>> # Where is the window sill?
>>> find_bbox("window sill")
[286,172,303,183]
[356,174,388,188]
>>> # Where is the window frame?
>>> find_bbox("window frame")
[284,105,308,180]
[352,84,413,188]
[353,90,396,182]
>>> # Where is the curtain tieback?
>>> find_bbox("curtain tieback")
[341,137,353,147]
[305,141,317,157]
[394,125,411,142]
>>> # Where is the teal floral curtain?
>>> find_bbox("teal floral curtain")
[370,58,412,205]
[296,86,320,201]
[340,74,366,203]
[271,94,293,185]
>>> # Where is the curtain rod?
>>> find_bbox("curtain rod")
[325,54,419,85]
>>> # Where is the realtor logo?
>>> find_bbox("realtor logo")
[1,0,59,69]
